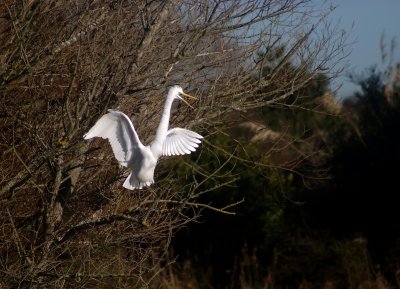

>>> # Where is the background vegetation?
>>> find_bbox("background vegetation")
[167,55,400,289]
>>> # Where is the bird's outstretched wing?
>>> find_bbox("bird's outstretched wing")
[162,128,203,156]
[84,109,143,167]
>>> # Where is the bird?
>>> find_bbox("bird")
[83,85,203,190]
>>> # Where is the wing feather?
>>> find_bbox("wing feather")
[175,139,187,155]
[166,141,171,156]
[84,109,143,166]
[169,139,179,155]
[162,128,203,156]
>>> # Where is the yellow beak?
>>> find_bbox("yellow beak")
[179,92,197,109]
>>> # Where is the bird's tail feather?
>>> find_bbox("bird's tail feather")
[123,172,154,190]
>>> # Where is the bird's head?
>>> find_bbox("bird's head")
[169,85,197,109]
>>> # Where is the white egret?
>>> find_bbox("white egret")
[84,85,203,190]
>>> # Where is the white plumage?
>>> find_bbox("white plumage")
[84,86,203,190]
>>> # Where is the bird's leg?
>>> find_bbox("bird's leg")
[141,186,158,227]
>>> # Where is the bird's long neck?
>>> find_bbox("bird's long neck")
[151,94,175,156]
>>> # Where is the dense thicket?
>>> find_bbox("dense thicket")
[0,1,345,288]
